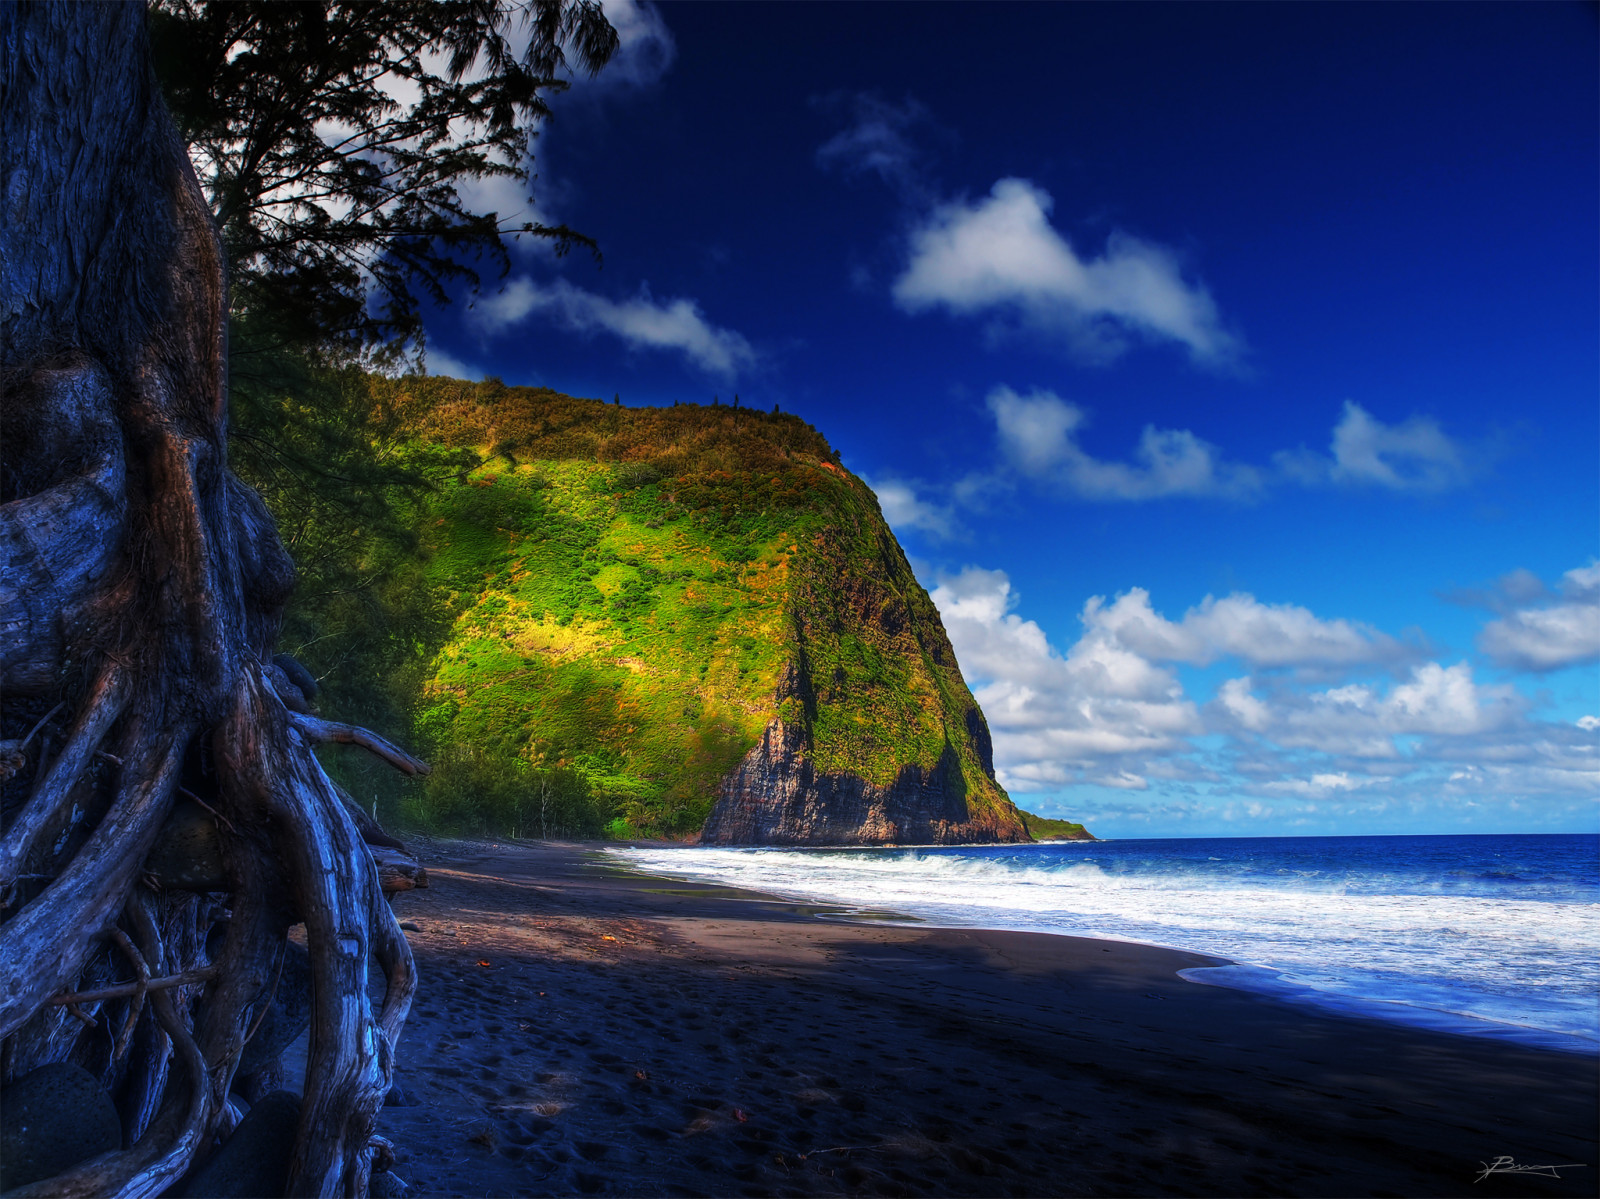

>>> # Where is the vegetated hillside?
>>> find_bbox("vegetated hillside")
[374,376,1049,843]
[1019,811,1096,841]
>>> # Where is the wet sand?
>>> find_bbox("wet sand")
[363,840,1596,1197]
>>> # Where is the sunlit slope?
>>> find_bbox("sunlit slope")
[381,377,1028,842]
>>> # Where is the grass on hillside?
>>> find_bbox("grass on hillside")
[373,378,1023,841]
[1018,811,1095,841]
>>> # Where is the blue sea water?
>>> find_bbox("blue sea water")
[608,834,1599,1052]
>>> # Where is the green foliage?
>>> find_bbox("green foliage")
[404,745,602,838]
[225,321,468,826]
[1018,811,1094,841]
[235,363,1035,842]
[380,375,1025,840]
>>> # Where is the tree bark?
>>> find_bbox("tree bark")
[1,5,421,1194]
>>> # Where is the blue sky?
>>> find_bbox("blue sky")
[423,2,1598,837]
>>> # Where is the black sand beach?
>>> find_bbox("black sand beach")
[361,840,1597,1198]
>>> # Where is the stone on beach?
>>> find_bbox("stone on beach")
[175,1089,301,1198]
[0,1062,122,1191]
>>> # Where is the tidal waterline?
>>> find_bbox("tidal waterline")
[609,833,1599,1051]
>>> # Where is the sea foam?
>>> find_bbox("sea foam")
[607,834,1599,1052]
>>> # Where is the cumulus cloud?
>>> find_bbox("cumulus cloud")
[863,476,955,539]
[1082,587,1416,671]
[893,179,1239,365]
[931,568,1201,792]
[986,386,1261,500]
[1213,663,1524,758]
[974,388,1477,504]
[931,566,1594,808]
[1274,401,1469,492]
[1477,562,1600,672]
[472,277,758,377]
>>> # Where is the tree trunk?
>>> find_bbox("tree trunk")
[1,5,423,1195]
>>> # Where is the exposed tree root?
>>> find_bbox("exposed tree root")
[0,8,428,1194]
[0,666,128,897]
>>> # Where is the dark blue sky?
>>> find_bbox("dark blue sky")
[425,2,1598,836]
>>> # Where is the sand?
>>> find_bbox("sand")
[340,840,1596,1198]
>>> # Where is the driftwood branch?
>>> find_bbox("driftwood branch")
[109,928,151,1061]
[47,967,219,1008]
[288,711,431,776]
[371,846,428,894]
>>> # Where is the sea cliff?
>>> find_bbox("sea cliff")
[364,377,1049,843]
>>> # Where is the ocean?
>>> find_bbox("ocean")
[607,833,1599,1053]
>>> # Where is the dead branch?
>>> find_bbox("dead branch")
[47,967,218,1008]
[287,711,431,776]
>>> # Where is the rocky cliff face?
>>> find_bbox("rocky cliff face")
[703,718,1022,844]
[701,474,1028,846]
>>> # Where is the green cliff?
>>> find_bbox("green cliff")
[374,377,1035,843]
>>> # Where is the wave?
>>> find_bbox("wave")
[606,839,1600,1050]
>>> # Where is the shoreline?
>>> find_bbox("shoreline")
[603,836,1600,1056]
[369,837,1597,1197]
[601,838,1600,1050]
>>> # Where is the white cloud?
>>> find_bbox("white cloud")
[1274,401,1468,492]
[473,277,757,378]
[421,347,488,381]
[1083,587,1415,670]
[931,567,1201,791]
[863,476,954,539]
[590,0,676,88]
[1477,562,1600,672]
[893,179,1238,365]
[1213,662,1524,758]
[1258,772,1378,798]
[932,567,1595,811]
[976,389,1477,504]
[986,386,1261,500]
[1562,562,1600,602]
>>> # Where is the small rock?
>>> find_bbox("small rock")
[176,1090,300,1198]
[369,1170,412,1198]
[0,1062,122,1191]
[399,922,421,932]
[383,1082,419,1108]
